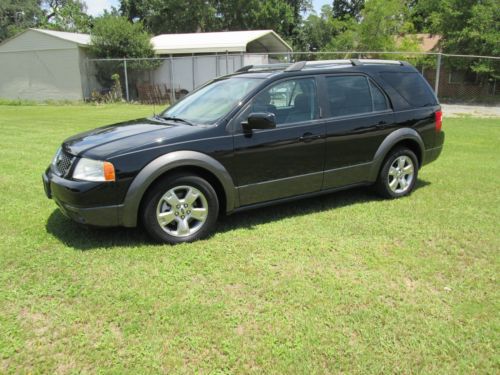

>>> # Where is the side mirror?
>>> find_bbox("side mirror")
[242,112,276,133]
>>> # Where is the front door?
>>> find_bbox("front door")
[231,77,326,206]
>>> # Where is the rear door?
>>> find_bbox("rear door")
[231,76,326,206]
[321,74,395,189]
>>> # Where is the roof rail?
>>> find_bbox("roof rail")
[353,59,403,65]
[285,61,306,71]
[235,63,291,73]
[235,59,404,74]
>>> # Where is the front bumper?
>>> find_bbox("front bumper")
[43,169,122,227]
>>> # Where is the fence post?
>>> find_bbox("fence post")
[225,51,229,74]
[192,54,196,91]
[85,58,90,100]
[169,55,176,103]
[434,53,442,97]
[215,53,219,77]
[123,59,130,102]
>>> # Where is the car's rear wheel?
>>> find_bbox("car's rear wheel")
[376,147,418,198]
[142,174,219,244]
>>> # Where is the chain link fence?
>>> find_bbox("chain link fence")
[85,51,500,105]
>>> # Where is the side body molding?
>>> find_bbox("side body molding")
[121,150,236,227]
[368,127,425,181]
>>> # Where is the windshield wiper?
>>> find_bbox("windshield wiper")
[160,116,195,126]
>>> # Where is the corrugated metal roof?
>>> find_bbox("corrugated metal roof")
[3,28,291,54]
[31,28,91,46]
[151,30,292,54]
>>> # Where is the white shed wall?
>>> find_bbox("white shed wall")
[146,54,264,93]
[0,30,84,100]
[0,48,83,100]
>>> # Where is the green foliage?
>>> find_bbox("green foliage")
[295,5,338,52]
[321,0,420,55]
[40,0,91,33]
[89,74,124,103]
[120,0,218,34]
[0,0,44,42]
[410,0,500,75]
[89,15,160,88]
[90,15,154,60]
[119,0,310,43]
[0,0,91,42]
[332,0,365,20]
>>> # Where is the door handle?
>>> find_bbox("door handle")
[299,132,321,142]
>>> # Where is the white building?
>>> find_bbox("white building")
[0,28,94,100]
[0,29,292,101]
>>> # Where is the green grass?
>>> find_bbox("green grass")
[0,104,498,374]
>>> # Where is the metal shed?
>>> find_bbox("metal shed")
[0,28,93,101]
[151,30,292,55]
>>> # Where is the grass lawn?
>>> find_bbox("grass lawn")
[0,104,498,374]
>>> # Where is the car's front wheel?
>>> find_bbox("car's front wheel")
[375,147,419,199]
[142,174,219,244]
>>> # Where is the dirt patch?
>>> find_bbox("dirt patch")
[441,104,500,118]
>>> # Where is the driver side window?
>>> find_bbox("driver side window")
[247,78,319,127]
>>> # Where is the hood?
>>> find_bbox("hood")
[62,117,202,159]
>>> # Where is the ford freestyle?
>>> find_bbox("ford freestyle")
[43,59,445,244]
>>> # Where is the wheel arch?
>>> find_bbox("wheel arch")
[369,128,424,181]
[121,151,236,227]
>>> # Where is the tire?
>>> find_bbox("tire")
[375,147,419,199]
[141,173,219,244]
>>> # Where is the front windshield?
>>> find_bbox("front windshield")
[161,77,263,125]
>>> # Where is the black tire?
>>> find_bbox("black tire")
[375,147,419,199]
[141,173,219,244]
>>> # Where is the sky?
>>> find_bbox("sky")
[84,0,331,17]
[311,0,331,14]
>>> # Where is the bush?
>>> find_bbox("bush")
[89,15,160,87]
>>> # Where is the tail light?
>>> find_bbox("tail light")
[435,110,443,132]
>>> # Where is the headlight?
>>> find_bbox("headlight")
[73,158,115,182]
[51,147,62,166]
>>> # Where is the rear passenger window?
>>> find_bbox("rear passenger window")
[326,76,372,117]
[370,81,389,111]
[325,75,391,117]
[380,72,437,107]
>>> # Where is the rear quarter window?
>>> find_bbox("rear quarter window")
[380,72,437,107]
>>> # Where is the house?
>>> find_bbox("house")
[414,34,499,102]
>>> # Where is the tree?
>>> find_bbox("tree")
[89,15,158,86]
[119,0,310,44]
[217,0,295,37]
[41,0,91,33]
[120,0,219,34]
[326,0,419,53]
[410,0,499,74]
[0,0,44,42]
[295,5,337,51]
[331,0,364,20]
[90,15,155,60]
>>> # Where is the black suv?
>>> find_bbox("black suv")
[43,59,444,244]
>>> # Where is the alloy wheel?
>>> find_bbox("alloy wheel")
[387,155,415,194]
[156,185,209,237]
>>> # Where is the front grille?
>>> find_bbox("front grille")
[53,150,74,177]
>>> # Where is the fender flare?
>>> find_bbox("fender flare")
[120,150,236,227]
[369,128,425,181]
